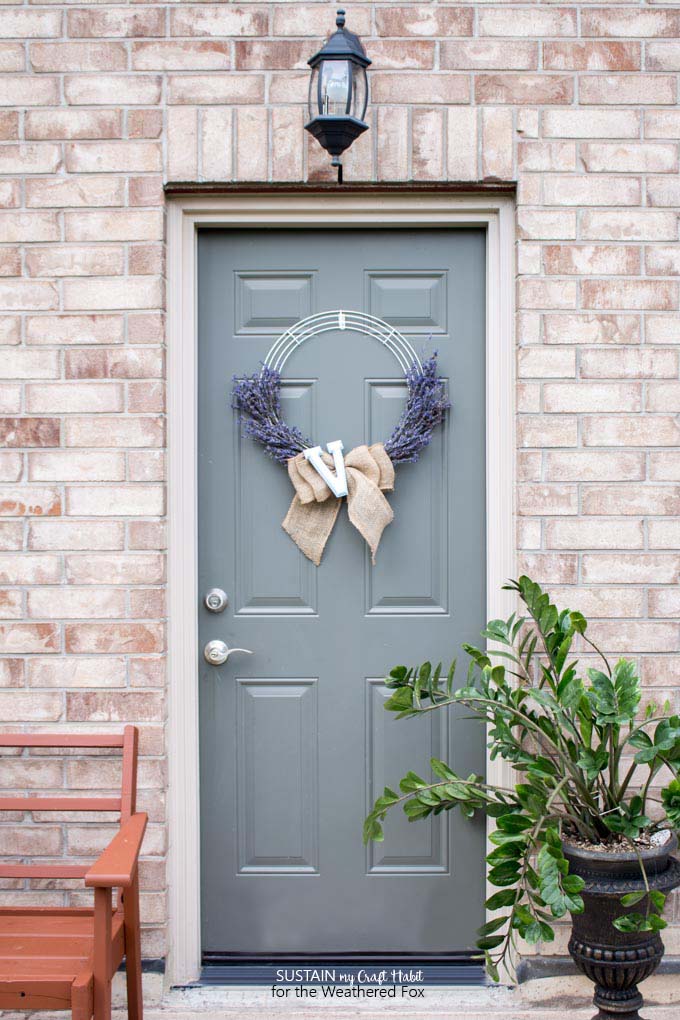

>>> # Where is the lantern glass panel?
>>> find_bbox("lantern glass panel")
[319,59,351,116]
[351,65,368,120]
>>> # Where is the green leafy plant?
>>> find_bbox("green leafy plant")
[364,577,680,981]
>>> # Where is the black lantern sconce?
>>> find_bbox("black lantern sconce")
[304,9,371,183]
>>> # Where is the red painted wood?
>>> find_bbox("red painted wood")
[0,727,144,1020]
[0,865,89,879]
[0,797,121,812]
[85,813,147,888]
[121,724,138,822]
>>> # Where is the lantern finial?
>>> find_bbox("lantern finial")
[336,9,346,28]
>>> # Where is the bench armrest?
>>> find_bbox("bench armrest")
[85,812,147,889]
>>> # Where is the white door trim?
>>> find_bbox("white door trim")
[166,191,516,985]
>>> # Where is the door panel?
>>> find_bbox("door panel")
[198,228,486,954]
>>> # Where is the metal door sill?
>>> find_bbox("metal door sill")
[197,953,486,987]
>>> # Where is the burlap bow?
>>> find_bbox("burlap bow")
[283,443,395,566]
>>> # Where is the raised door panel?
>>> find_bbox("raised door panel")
[237,678,319,874]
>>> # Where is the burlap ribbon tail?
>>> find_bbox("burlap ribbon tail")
[283,443,395,565]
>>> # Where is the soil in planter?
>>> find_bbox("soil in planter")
[562,827,672,854]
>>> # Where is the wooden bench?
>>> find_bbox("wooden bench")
[0,726,147,1020]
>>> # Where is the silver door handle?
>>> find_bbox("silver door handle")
[204,640,253,666]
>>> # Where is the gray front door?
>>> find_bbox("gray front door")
[198,227,486,955]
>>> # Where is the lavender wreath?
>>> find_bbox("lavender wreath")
[231,353,450,467]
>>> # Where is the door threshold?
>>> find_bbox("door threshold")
[198,953,486,987]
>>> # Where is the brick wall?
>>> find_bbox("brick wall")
[2,0,680,961]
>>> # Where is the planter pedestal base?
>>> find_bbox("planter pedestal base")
[564,840,680,1020]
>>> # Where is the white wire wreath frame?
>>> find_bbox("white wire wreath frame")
[262,310,423,375]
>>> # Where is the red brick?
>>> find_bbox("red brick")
[544,450,644,482]
[25,109,122,141]
[28,588,124,620]
[442,40,537,71]
[65,553,164,585]
[0,487,60,517]
[66,484,163,516]
[0,418,59,448]
[169,6,268,38]
[517,484,578,516]
[581,143,677,174]
[476,74,572,105]
[544,382,641,413]
[412,108,444,180]
[0,80,60,111]
[0,524,23,553]
[68,8,165,38]
[128,522,166,551]
[480,8,576,37]
[581,349,678,380]
[582,9,680,39]
[27,657,125,689]
[376,7,473,37]
[0,624,59,655]
[482,107,514,179]
[26,177,124,209]
[543,41,640,71]
[129,176,164,207]
[127,110,163,140]
[518,141,575,172]
[583,280,678,311]
[0,11,62,39]
[580,210,678,241]
[66,349,162,381]
[26,315,124,346]
[65,76,162,106]
[28,450,124,482]
[66,690,163,723]
[544,245,639,276]
[580,75,676,106]
[517,553,578,585]
[132,41,231,71]
[65,142,162,173]
[26,245,124,278]
[64,624,164,655]
[371,73,469,105]
[30,42,127,72]
[547,518,643,550]
[646,246,680,277]
[29,520,124,552]
[583,416,680,448]
[0,112,19,141]
[543,109,640,139]
[168,74,264,105]
[65,416,163,448]
[0,44,28,73]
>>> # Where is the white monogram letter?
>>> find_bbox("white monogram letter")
[303,440,348,498]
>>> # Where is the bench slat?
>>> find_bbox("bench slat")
[0,866,88,879]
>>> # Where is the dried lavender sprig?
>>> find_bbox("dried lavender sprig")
[231,366,311,464]
[384,353,450,464]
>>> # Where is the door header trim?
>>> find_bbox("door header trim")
[166,191,516,985]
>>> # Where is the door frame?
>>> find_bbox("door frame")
[166,189,516,985]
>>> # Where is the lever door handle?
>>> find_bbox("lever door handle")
[204,640,253,666]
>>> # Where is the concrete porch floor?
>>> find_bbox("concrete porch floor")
[4,971,679,1019]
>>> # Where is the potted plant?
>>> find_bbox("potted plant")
[364,577,680,1019]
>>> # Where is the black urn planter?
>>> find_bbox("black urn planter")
[563,834,680,1020]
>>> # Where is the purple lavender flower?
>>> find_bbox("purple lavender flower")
[384,353,450,464]
[232,354,449,467]
[231,366,311,464]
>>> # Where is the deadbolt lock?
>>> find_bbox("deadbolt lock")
[204,588,228,613]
